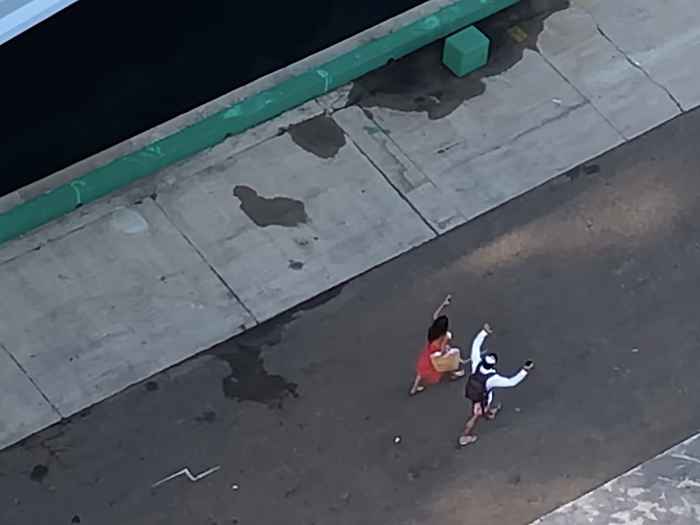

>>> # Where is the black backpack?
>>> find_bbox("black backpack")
[465,369,492,402]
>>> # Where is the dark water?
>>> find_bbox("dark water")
[0,0,427,197]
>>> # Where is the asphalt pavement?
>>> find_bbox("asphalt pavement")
[2,95,700,525]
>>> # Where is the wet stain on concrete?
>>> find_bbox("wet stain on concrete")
[347,1,570,119]
[566,162,601,181]
[214,345,298,408]
[297,285,343,312]
[289,260,304,270]
[233,185,309,228]
[583,164,601,175]
[209,284,344,407]
[30,464,48,482]
[260,284,345,334]
[287,115,346,159]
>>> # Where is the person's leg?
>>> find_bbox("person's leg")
[459,403,482,445]
[484,392,501,419]
[409,374,424,396]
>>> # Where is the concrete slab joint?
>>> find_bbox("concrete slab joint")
[0,342,61,450]
[574,3,684,113]
[570,0,700,112]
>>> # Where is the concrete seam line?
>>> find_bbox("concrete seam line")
[534,43,628,143]
[357,104,443,196]
[0,342,62,418]
[0,0,519,246]
[150,198,259,325]
[346,132,439,237]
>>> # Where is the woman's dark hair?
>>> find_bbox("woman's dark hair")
[427,315,449,342]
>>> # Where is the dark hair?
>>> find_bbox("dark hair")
[427,315,449,342]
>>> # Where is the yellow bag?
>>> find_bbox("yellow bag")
[430,348,461,373]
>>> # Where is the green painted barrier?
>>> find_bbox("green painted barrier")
[0,0,518,245]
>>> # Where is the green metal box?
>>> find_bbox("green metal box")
[442,26,490,77]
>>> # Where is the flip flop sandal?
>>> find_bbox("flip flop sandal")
[458,435,478,447]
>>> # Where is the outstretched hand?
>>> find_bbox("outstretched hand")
[483,323,493,334]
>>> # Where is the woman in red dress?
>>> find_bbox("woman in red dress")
[409,295,465,396]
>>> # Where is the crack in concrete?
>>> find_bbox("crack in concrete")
[344,131,439,237]
[535,43,627,142]
[358,132,417,194]
[576,6,685,114]
[457,98,590,166]
[151,198,258,325]
[357,109,452,220]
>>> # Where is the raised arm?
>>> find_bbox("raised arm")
[432,294,452,320]
[470,323,492,372]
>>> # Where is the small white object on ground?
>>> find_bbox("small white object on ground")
[394,436,401,444]
[232,484,239,491]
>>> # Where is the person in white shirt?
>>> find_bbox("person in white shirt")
[459,323,534,446]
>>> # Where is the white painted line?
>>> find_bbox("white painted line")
[152,465,221,488]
